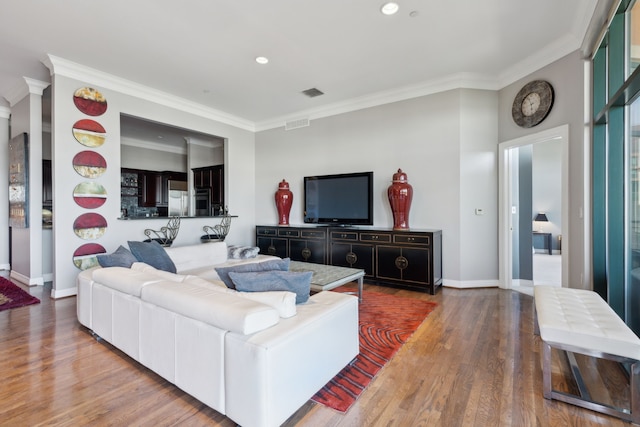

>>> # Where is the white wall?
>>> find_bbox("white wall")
[255,89,499,285]
[50,73,256,298]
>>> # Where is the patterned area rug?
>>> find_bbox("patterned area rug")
[0,277,40,311]
[312,289,437,412]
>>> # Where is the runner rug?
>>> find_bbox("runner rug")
[0,277,40,311]
[311,289,437,412]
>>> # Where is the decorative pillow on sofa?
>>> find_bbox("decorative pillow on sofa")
[128,240,177,273]
[97,245,138,268]
[215,258,290,289]
[229,270,312,304]
[227,245,260,259]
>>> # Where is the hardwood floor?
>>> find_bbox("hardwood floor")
[0,278,630,426]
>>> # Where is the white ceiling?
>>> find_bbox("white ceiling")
[1,0,600,130]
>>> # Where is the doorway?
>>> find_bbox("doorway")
[498,125,569,292]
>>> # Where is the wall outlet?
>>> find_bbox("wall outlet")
[475,208,484,215]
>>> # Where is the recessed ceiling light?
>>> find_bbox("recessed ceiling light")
[381,2,399,15]
[255,56,269,65]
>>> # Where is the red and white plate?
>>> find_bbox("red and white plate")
[72,119,106,147]
[73,182,107,209]
[73,87,108,116]
[72,150,107,178]
[73,213,107,240]
[72,243,106,270]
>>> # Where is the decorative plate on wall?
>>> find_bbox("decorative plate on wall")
[72,119,106,147]
[73,182,107,209]
[72,150,107,178]
[73,87,108,116]
[72,243,106,270]
[73,212,107,240]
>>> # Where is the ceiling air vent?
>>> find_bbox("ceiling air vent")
[285,118,310,131]
[302,88,324,98]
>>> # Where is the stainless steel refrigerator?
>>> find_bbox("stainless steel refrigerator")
[168,181,188,216]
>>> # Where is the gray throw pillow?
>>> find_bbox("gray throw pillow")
[229,270,312,304]
[215,258,290,289]
[128,240,177,273]
[227,245,260,259]
[97,245,138,268]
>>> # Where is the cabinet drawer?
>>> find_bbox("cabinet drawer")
[257,227,278,236]
[360,233,391,243]
[331,231,358,241]
[301,230,326,239]
[278,229,300,237]
[393,234,430,245]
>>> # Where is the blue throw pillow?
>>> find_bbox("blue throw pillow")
[215,258,290,289]
[128,240,177,273]
[97,245,138,268]
[229,270,312,304]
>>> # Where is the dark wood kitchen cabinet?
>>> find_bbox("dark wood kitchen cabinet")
[193,164,224,209]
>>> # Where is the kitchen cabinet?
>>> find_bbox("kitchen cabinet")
[193,165,224,206]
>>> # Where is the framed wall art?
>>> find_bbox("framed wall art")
[9,133,29,228]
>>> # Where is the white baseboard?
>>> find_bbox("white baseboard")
[443,279,499,289]
[10,270,44,286]
[43,273,53,282]
[0,263,10,271]
[512,279,534,287]
[51,286,77,299]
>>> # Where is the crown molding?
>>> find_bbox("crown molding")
[0,106,10,119]
[498,33,583,89]
[3,77,50,107]
[255,72,500,132]
[43,55,255,132]
[121,137,186,155]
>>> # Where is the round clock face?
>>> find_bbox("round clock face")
[512,80,554,128]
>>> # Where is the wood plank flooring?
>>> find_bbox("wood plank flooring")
[0,278,630,426]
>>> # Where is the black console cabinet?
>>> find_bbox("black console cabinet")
[256,225,442,294]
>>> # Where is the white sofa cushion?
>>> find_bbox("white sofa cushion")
[164,241,228,273]
[141,281,280,335]
[92,267,164,297]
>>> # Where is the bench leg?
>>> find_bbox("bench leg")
[542,341,552,399]
[632,361,640,424]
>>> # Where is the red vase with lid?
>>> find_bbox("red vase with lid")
[387,168,413,230]
[275,179,293,225]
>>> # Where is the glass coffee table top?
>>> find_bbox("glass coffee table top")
[289,261,364,301]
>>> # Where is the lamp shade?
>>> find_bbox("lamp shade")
[534,213,549,222]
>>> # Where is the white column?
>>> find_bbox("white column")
[4,77,50,286]
[0,107,10,270]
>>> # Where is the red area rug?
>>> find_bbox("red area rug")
[0,277,40,311]
[311,289,437,412]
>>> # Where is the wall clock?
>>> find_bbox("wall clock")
[511,80,554,128]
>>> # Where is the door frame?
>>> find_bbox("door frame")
[498,124,569,289]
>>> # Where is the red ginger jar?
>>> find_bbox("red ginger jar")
[387,169,413,230]
[275,179,293,225]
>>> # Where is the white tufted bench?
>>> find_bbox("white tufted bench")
[534,285,640,423]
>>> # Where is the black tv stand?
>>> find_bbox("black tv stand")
[256,224,442,294]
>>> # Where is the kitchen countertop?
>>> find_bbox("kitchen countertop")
[118,215,237,220]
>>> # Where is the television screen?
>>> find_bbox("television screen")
[304,172,373,225]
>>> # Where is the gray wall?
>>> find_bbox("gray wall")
[499,49,587,288]
[255,89,499,285]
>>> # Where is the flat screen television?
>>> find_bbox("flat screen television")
[303,171,373,225]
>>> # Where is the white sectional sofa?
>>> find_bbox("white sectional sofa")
[76,241,359,427]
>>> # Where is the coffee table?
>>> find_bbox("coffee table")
[289,261,364,302]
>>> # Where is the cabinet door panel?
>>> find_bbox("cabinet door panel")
[289,239,326,263]
[257,237,287,258]
[331,243,373,275]
[376,246,403,280]
[401,247,430,284]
